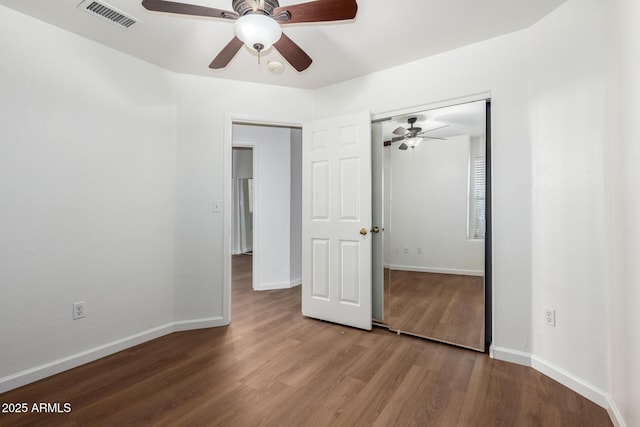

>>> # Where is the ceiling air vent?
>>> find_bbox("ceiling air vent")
[77,0,139,28]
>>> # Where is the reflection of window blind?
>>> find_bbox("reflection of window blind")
[247,178,254,213]
[473,157,486,239]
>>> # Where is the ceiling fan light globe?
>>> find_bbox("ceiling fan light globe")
[234,14,282,51]
[407,137,422,148]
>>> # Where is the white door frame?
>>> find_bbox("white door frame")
[223,114,303,325]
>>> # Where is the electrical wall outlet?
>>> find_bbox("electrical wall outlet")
[73,301,86,320]
[544,307,556,327]
[403,247,409,254]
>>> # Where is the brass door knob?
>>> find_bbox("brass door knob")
[370,226,383,234]
[360,227,368,236]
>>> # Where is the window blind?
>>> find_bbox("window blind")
[473,157,486,239]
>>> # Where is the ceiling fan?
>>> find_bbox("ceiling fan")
[141,0,358,72]
[384,117,449,150]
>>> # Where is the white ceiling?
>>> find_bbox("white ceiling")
[0,0,566,90]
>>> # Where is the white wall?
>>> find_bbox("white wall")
[0,3,313,391]
[314,31,534,354]
[0,5,176,384]
[605,0,640,425]
[233,124,295,290]
[385,135,484,275]
[528,2,640,423]
[527,0,610,397]
[174,75,312,321]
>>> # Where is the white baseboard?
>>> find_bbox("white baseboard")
[491,347,625,425]
[531,355,611,409]
[607,398,627,427]
[0,316,224,394]
[489,345,532,366]
[386,264,484,277]
[172,316,226,331]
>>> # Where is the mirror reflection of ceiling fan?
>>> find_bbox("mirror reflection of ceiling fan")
[141,0,358,72]
[384,117,449,150]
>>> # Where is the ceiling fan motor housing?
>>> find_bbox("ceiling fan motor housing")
[233,0,279,16]
[407,117,421,135]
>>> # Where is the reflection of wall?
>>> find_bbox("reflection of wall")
[385,135,484,275]
[233,124,302,290]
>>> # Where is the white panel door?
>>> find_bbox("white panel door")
[302,111,372,330]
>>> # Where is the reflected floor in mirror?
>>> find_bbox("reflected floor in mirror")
[389,270,484,350]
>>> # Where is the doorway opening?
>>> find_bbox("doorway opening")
[230,122,303,318]
[233,147,254,257]
[232,146,255,302]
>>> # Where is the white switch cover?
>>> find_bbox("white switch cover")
[213,200,222,213]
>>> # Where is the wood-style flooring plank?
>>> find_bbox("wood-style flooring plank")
[0,255,612,426]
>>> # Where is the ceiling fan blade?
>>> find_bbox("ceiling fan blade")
[418,124,450,134]
[142,0,238,20]
[274,0,358,24]
[383,136,406,146]
[398,143,409,151]
[273,33,313,72]
[393,126,407,136]
[209,36,244,69]
[421,136,448,140]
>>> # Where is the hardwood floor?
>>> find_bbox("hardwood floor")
[388,270,485,350]
[0,255,612,426]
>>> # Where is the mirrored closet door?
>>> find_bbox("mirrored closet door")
[372,100,489,351]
